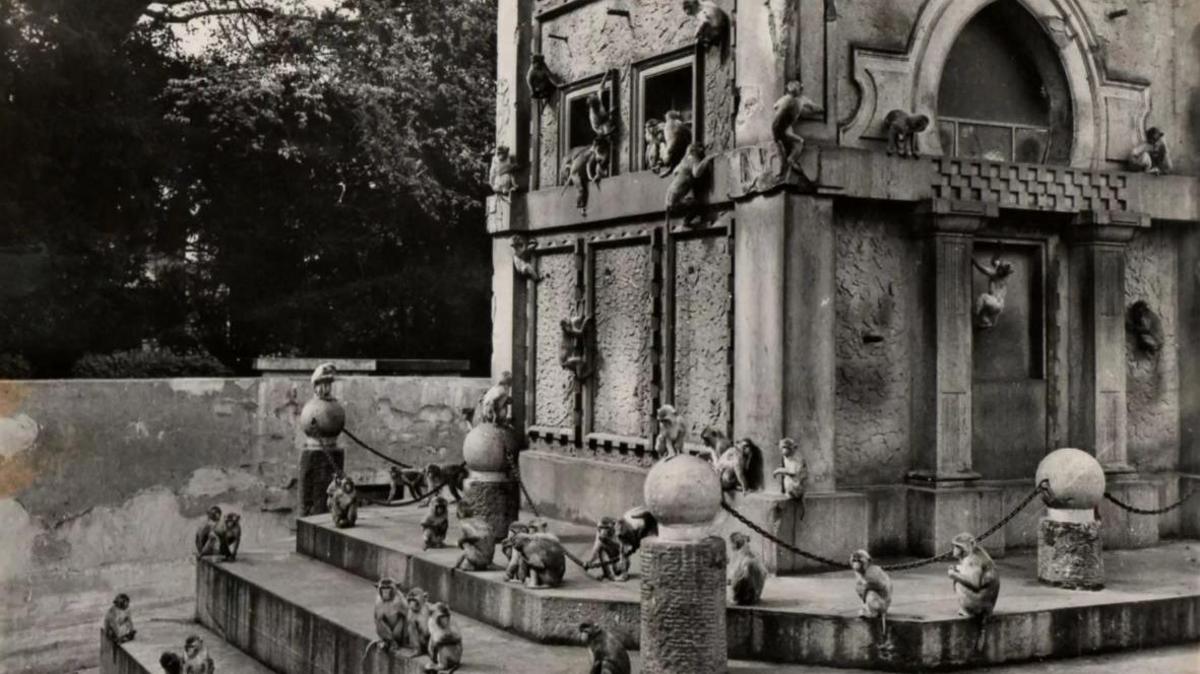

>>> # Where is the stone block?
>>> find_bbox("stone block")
[1097,479,1159,549]
[1181,475,1200,538]
[464,477,519,541]
[1037,516,1103,590]
[298,447,343,517]
[519,449,647,524]
[640,537,726,674]
[907,485,1006,557]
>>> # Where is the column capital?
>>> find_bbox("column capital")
[1068,210,1149,244]
[915,199,998,235]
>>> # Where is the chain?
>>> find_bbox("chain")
[361,479,450,508]
[1104,487,1196,515]
[341,428,414,468]
[720,479,1050,573]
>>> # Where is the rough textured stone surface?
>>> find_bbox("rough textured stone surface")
[465,478,519,543]
[640,536,726,674]
[1125,227,1180,472]
[1038,518,1103,590]
[533,252,576,429]
[592,244,653,439]
[672,234,731,440]
[299,448,343,516]
[834,206,915,485]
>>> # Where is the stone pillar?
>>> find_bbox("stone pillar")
[462,422,521,539]
[1035,448,1106,590]
[1067,211,1146,475]
[640,456,726,674]
[298,363,346,517]
[909,199,995,484]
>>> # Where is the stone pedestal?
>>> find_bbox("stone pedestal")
[464,475,519,542]
[1038,510,1103,590]
[299,447,343,516]
[640,536,727,674]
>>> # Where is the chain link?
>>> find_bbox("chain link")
[341,428,413,468]
[720,480,1049,573]
[1104,487,1196,515]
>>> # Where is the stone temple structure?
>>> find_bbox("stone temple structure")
[490,0,1200,568]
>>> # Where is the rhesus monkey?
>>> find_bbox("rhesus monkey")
[587,137,612,184]
[425,603,463,674]
[363,578,407,660]
[1127,300,1164,354]
[772,80,820,177]
[406,588,432,656]
[716,438,755,493]
[311,361,337,399]
[217,512,241,561]
[700,426,732,464]
[657,110,692,176]
[329,476,359,529]
[181,635,214,674]
[615,505,658,557]
[664,144,714,229]
[454,502,496,571]
[477,370,513,426]
[422,496,450,549]
[948,532,1000,652]
[423,462,468,505]
[584,517,629,581]
[654,404,686,457]
[195,506,222,557]
[774,437,809,505]
[389,465,428,502]
[728,532,767,606]
[559,310,593,383]
[510,235,543,283]
[682,0,730,61]
[104,593,136,644]
[159,651,183,674]
[1128,126,1171,174]
[850,549,892,638]
[588,71,616,140]
[508,532,568,588]
[489,145,519,197]
[579,622,632,674]
[561,146,594,216]
[883,109,930,158]
[643,119,665,172]
[972,253,1014,330]
[502,522,536,582]
[526,54,560,108]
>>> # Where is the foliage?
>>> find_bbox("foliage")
[0,0,496,376]
[0,354,33,379]
[72,346,231,378]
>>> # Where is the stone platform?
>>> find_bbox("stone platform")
[299,504,1200,671]
[99,616,272,674]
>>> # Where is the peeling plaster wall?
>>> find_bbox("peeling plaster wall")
[0,376,486,584]
[833,205,917,485]
[1125,227,1181,472]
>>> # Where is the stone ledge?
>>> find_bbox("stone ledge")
[99,615,272,674]
[297,506,1200,670]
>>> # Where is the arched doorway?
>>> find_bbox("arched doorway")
[936,0,1073,165]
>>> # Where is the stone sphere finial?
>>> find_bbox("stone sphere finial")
[644,454,721,541]
[300,362,345,445]
[1036,448,1106,510]
[463,422,519,475]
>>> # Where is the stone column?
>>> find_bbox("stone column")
[1067,211,1146,475]
[640,456,726,674]
[462,422,521,540]
[298,364,345,517]
[1035,448,1105,590]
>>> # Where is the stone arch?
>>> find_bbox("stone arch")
[840,0,1150,169]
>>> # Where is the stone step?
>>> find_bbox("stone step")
[99,614,272,674]
[297,505,1200,670]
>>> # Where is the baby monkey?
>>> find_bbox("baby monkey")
[850,549,892,638]
[104,593,136,644]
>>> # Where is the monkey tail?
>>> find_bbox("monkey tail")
[880,613,887,640]
[360,639,384,667]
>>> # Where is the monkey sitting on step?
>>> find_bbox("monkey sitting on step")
[584,517,629,582]
[728,532,766,605]
[948,532,1000,652]
[104,593,136,644]
[426,603,463,673]
[579,622,631,674]
[421,496,450,549]
[851,549,892,638]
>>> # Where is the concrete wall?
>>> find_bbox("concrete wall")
[0,375,487,584]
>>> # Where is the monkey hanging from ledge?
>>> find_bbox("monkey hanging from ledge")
[972,252,1015,330]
